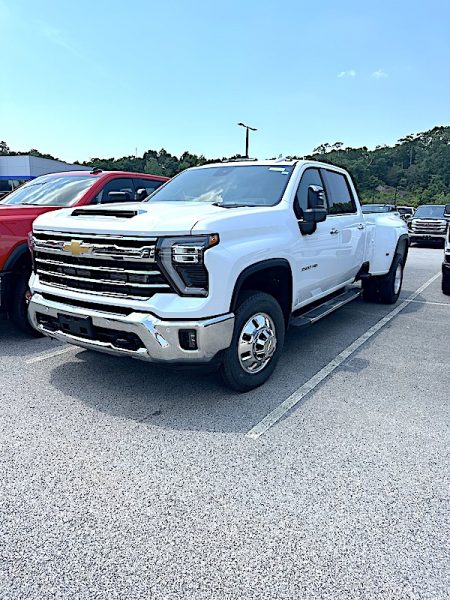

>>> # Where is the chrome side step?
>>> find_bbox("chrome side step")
[290,288,362,328]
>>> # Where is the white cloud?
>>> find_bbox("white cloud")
[371,68,388,79]
[338,70,356,78]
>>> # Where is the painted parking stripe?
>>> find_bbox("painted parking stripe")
[246,272,441,440]
[26,346,75,364]
[408,299,450,307]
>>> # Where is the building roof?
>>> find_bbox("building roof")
[0,155,90,180]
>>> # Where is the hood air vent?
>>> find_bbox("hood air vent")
[71,208,139,218]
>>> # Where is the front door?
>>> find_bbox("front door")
[291,167,340,307]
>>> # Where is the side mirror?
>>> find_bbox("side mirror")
[445,204,450,217]
[106,190,132,203]
[135,188,148,202]
[299,186,327,235]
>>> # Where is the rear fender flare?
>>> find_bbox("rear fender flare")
[394,234,409,266]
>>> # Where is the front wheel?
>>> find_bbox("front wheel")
[362,254,404,304]
[10,273,42,336]
[220,291,285,392]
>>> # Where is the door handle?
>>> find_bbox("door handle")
[329,228,339,235]
[357,223,365,230]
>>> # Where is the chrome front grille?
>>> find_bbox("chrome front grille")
[32,231,172,300]
[411,220,447,234]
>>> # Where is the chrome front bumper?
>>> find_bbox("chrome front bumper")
[29,293,235,364]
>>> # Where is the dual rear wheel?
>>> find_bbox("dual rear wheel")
[442,272,450,295]
[362,253,404,304]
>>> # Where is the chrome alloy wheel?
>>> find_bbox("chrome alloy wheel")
[238,312,277,374]
[394,262,403,295]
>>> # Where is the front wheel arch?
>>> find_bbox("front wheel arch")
[230,259,293,327]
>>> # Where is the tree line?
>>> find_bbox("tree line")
[2,125,450,206]
[301,125,450,206]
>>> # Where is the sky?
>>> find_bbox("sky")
[1,0,450,163]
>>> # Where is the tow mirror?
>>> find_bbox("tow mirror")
[445,204,450,217]
[307,185,326,210]
[299,186,327,235]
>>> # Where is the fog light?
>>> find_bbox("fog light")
[179,329,198,350]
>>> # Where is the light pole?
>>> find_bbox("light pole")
[237,122,257,158]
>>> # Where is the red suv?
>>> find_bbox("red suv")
[0,169,168,334]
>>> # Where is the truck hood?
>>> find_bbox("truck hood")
[32,201,263,236]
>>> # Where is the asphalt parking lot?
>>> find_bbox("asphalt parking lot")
[1,247,449,599]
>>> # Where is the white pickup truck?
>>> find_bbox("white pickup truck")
[29,160,408,391]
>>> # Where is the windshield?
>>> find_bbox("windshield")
[414,205,445,219]
[146,165,294,207]
[0,174,98,207]
[361,204,394,213]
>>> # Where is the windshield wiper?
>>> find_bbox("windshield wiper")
[212,202,260,208]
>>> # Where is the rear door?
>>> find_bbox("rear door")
[320,168,366,283]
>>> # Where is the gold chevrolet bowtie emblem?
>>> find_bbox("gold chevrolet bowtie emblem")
[63,240,92,256]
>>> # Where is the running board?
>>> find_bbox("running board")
[290,288,362,328]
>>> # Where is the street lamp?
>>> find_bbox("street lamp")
[237,122,257,158]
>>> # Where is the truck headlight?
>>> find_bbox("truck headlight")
[156,234,219,296]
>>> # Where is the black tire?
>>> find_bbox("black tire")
[10,273,42,336]
[220,291,285,392]
[442,273,450,296]
[362,253,404,305]
[361,278,379,302]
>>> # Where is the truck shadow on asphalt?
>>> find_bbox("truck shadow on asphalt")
[0,321,65,357]
[46,293,427,434]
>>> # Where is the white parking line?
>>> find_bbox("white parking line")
[26,346,75,364]
[246,272,441,440]
[409,299,450,307]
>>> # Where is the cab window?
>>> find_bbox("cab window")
[321,170,356,215]
[93,178,136,204]
[133,178,165,201]
[294,168,326,218]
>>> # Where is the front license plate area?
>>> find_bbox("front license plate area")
[58,313,94,338]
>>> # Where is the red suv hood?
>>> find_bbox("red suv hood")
[0,205,61,269]
[0,204,59,220]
